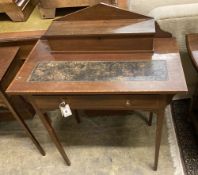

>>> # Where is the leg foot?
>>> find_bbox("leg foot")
[154,110,165,171]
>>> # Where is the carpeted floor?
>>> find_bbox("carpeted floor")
[0,109,176,175]
[171,99,198,175]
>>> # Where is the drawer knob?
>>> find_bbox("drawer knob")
[126,100,131,106]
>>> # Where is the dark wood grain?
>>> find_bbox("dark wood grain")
[0,30,45,43]
[30,94,162,111]
[47,37,154,53]
[43,4,155,53]
[45,19,155,37]
[55,3,150,21]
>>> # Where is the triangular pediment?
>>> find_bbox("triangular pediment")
[43,3,154,38]
[55,3,151,21]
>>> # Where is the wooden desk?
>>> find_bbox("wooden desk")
[186,34,198,134]
[7,38,187,170]
[7,4,187,170]
[0,0,37,22]
[0,46,45,155]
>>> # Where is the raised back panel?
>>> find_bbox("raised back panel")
[55,3,151,21]
[43,3,155,53]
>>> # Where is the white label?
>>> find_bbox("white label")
[59,102,72,118]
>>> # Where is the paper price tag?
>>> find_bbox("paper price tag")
[59,102,72,118]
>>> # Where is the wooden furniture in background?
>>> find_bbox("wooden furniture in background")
[0,46,45,155]
[38,0,118,19]
[186,34,198,134]
[7,4,187,170]
[0,30,44,120]
[0,30,44,60]
[0,0,37,21]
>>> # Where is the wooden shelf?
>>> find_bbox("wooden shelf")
[44,4,155,53]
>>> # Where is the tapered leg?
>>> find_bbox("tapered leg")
[74,110,81,123]
[27,96,71,166]
[148,112,153,126]
[44,112,52,124]
[154,110,165,171]
[0,90,45,156]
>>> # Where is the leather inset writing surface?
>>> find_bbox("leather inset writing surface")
[29,60,168,82]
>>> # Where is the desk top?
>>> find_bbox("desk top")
[0,46,19,82]
[186,34,198,71]
[7,38,187,95]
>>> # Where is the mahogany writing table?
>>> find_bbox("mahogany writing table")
[7,38,187,170]
[6,3,187,171]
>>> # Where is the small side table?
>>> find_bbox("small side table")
[186,34,198,134]
[0,46,45,156]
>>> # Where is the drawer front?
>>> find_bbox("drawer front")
[33,95,161,110]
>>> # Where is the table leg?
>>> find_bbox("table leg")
[0,90,45,156]
[154,109,165,171]
[27,96,71,166]
[148,112,153,126]
[74,110,81,123]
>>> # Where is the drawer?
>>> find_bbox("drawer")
[33,95,161,110]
